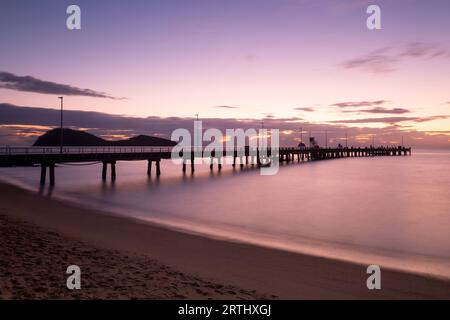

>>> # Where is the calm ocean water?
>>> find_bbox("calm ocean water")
[2,150,450,278]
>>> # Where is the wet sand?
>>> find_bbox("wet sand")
[0,182,449,299]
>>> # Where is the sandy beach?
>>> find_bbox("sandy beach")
[0,182,449,299]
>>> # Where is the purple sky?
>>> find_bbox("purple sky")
[0,0,449,147]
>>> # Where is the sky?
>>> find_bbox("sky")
[0,0,449,147]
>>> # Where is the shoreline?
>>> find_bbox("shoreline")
[1,181,449,299]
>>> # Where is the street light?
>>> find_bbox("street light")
[58,96,64,154]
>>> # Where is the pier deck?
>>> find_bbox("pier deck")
[0,146,412,185]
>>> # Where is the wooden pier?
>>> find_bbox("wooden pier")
[0,146,411,186]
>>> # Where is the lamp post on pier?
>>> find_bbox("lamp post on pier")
[58,96,64,154]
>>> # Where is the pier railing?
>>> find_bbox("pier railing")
[0,146,174,155]
[0,145,410,155]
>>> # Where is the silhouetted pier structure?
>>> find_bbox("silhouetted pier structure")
[0,146,411,186]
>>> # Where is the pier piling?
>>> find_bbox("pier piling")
[40,164,47,185]
[147,160,153,176]
[102,162,108,180]
[156,160,161,176]
[49,163,55,186]
[111,161,116,181]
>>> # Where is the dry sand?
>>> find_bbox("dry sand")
[0,213,267,299]
[0,182,449,299]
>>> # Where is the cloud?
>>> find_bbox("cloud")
[242,54,257,63]
[413,115,449,123]
[332,101,411,115]
[341,42,450,73]
[343,107,411,114]
[0,72,123,99]
[330,117,414,124]
[332,100,387,108]
[330,115,449,124]
[1,103,449,149]
[294,107,315,112]
[400,42,447,59]
[341,47,398,73]
[0,102,300,132]
[214,105,239,109]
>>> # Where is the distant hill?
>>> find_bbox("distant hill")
[112,135,177,146]
[33,128,177,147]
